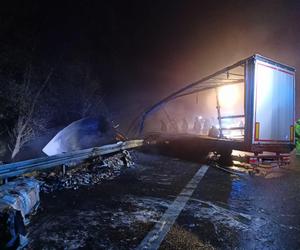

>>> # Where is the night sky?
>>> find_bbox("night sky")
[1,0,300,129]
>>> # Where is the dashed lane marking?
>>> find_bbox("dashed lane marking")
[136,165,210,250]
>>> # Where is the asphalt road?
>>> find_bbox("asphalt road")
[26,150,300,249]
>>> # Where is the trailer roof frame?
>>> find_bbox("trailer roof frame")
[139,54,295,135]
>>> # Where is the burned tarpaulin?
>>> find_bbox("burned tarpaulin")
[43,117,118,156]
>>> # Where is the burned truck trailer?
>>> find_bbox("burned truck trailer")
[140,54,295,155]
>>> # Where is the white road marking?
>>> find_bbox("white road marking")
[136,165,209,250]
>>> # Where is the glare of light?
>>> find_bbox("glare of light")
[256,64,273,110]
[218,84,239,107]
[198,115,202,119]
[43,138,61,156]
[223,123,231,129]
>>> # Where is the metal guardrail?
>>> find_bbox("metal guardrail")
[0,140,144,180]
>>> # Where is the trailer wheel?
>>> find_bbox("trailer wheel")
[217,148,233,166]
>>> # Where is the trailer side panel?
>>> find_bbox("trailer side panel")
[253,59,295,145]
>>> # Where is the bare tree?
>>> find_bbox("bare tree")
[7,65,53,160]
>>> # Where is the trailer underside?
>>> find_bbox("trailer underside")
[144,133,294,154]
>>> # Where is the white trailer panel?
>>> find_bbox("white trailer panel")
[253,59,295,144]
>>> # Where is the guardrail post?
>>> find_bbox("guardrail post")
[62,164,66,176]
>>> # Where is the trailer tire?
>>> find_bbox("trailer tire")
[218,149,233,166]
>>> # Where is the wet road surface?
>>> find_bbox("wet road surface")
[27,150,300,249]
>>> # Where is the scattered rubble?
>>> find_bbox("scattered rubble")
[0,150,135,249]
[38,150,135,193]
[209,152,294,178]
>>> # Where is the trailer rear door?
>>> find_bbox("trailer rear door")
[253,59,295,144]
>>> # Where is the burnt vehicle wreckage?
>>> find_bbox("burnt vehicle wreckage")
[0,141,143,248]
[0,54,296,248]
[139,54,295,165]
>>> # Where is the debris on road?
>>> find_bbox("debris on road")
[0,178,40,223]
[38,150,135,193]
[208,151,295,179]
[0,150,135,249]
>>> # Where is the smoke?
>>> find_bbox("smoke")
[1,0,299,137]
[124,0,300,123]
